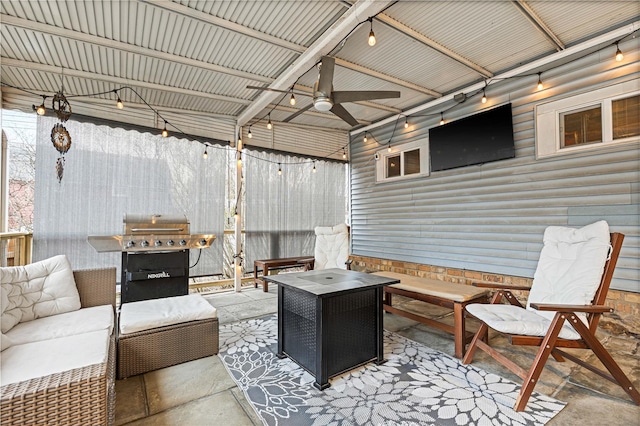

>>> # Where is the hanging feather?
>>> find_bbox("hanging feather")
[56,157,65,183]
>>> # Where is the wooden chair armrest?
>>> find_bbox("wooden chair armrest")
[472,282,532,291]
[529,303,613,313]
[74,267,117,309]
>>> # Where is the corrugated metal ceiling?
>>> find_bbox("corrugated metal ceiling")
[1,0,638,156]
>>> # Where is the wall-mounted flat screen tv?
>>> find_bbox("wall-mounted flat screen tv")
[429,103,515,172]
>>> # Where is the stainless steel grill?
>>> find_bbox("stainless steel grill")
[88,214,215,253]
[88,214,216,304]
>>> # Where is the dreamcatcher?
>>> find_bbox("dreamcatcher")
[50,88,73,182]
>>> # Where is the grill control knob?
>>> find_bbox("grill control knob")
[179,240,187,246]
[167,240,175,246]
[126,241,135,248]
[199,239,208,246]
[154,240,162,247]
[140,240,149,247]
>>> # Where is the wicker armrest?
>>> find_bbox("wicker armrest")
[73,268,117,309]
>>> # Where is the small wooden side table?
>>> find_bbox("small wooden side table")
[253,256,314,292]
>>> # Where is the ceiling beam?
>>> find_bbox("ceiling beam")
[2,57,251,106]
[511,0,565,51]
[374,13,494,79]
[237,0,397,127]
[1,15,272,84]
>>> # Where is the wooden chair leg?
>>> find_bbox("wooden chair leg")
[514,313,565,412]
[462,322,489,365]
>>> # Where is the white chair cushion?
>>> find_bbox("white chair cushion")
[0,255,81,333]
[119,294,217,335]
[0,329,110,386]
[527,220,611,326]
[466,303,581,340]
[1,333,12,351]
[6,305,114,346]
[314,223,349,270]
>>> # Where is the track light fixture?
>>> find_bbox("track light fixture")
[440,112,445,125]
[367,18,376,47]
[247,127,252,138]
[267,114,272,130]
[35,95,46,115]
[161,121,169,137]
[615,43,623,61]
[537,72,543,90]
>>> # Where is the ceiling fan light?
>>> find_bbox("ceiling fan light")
[314,97,333,112]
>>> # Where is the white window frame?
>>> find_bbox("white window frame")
[375,139,429,183]
[535,79,639,159]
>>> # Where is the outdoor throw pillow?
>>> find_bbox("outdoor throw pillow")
[0,255,81,333]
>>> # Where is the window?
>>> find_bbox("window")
[536,80,639,158]
[376,139,429,182]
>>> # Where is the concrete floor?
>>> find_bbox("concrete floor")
[115,286,640,426]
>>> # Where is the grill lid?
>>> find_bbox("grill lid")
[124,214,190,235]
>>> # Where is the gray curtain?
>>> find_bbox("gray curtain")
[34,116,226,279]
[244,150,347,270]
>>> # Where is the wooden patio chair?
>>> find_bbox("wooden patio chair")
[462,221,640,412]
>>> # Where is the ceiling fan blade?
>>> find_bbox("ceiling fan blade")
[246,86,312,97]
[330,104,359,127]
[283,103,314,122]
[332,90,401,104]
[316,56,335,96]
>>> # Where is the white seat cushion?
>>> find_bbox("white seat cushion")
[466,303,581,340]
[0,329,110,386]
[6,305,114,346]
[1,255,81,333]
[119,294,217,335]
[314,223,349,270]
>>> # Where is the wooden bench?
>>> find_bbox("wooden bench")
[374,271,489,358]
[253,256,314,292]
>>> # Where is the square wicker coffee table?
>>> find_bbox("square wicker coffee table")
[265,269,399,390]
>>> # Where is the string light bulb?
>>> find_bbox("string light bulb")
[440,112,445,125]
[404,118,409,129]
[289,91,296,106]
[36,96,46,116]
[248,127,252,138]
[481,88,487,104]
[312,162,317,173]
[615,43,623,61]
[537,72,543,90]
[367,18,376,47]
[203,147,208,159]
[278,163,282,175]
[342,148,347,159]
[161,121,169,138]
[387,143,392,153]
[267,115,272,130]
[363,133,367,142]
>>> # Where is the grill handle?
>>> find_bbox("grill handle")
[126,268,185,281]
[130,227,184,233]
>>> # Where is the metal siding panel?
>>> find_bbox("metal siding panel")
[350,51,640,292]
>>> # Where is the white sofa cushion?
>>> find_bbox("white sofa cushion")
[6,305,114,346]
[1,255,81,333]
[119,294,217,335]
[0,329,110,386]
[314,223,349,270]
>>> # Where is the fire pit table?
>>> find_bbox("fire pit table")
[264,268,399,390]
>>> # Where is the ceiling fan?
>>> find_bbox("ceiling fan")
[247,55,400,127]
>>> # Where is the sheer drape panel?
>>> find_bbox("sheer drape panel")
[34,117,225,278]
[244,150,347,269]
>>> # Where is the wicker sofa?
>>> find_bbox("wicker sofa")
[0,257,116,426]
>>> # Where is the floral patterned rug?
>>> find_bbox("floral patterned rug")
[218,315,565,426]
